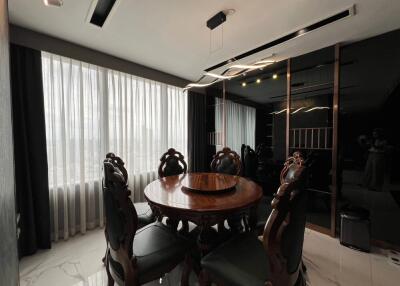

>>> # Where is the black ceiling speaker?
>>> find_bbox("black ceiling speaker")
[207,11,227,30]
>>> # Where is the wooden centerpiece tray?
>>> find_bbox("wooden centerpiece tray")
[181,173,238,193]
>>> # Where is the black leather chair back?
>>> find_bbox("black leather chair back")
[210,147,241,176]
[262,152,307,285]
[281,187,307,274]
[103,158,137,258]
[158,148,188,178]
[243,145,257,178]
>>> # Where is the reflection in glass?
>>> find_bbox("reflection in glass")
[290,46,334,230]
[339,30,400,245]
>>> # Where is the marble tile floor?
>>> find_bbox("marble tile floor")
[19,228,400,286]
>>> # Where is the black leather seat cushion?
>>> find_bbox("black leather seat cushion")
[134,202,155,228]
[201,232,270,286]
[110,222,193,284]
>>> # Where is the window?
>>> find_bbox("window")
[42,51,187,239]
[215,97,256,154]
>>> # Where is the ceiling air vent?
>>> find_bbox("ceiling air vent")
[205,5,356,72]
[89,0,118,27]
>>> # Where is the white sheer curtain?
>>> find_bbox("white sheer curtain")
[107,70,187,202]
[42,52,187,241]
[215,97,256,154]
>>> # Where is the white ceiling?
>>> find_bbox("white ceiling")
[8,0,400,81]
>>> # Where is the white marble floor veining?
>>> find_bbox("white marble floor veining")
[19,228,400,286]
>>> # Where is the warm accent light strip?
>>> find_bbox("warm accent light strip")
[270,108,287,114]
[291,107,306,114]
[304,106,330,112]
[270,106,331,115]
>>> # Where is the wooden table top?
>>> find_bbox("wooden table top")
[181,173,238,192]
[144,172,263,213]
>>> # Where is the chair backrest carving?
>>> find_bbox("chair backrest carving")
[262,152,307,286]
[210,147,242,176]
[158,148,188,178]
[105,152,128,185]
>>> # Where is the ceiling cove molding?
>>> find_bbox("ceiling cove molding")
[9,24,189,88]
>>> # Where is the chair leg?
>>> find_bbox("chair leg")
[103,229,108,266]
[296,271,306,286]
[181,254,192,286]
[102,247,107,266]
[297,260,307,286]
[302,260,307,273]
[198,269,211,286]
[182,220,189,234]
[105,254,115,286]
[227,214,243,233]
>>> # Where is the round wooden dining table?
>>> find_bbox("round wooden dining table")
[144,172,263,252]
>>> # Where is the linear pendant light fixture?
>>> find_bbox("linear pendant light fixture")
[183,55,275,91]
[184,5,355,91]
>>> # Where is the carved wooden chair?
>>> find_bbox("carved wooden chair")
[256,151,305,232]
[242,145,257,179]
[103,157,193,286]
[210,147,243,232]
[158,148,189,233]
[105,153,154,228]
[158,148,188,178]
[210,147,242,176]
[200,153,307,286]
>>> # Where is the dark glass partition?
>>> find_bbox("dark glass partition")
[290,47,335,231]
[204,28,400,247]
[339,30,400,245]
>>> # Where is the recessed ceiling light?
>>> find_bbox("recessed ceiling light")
[224,9,236,16]
[256,79,261,84]
[242,82,247,87]
[44,0,63,7]
[273,74,278,79]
